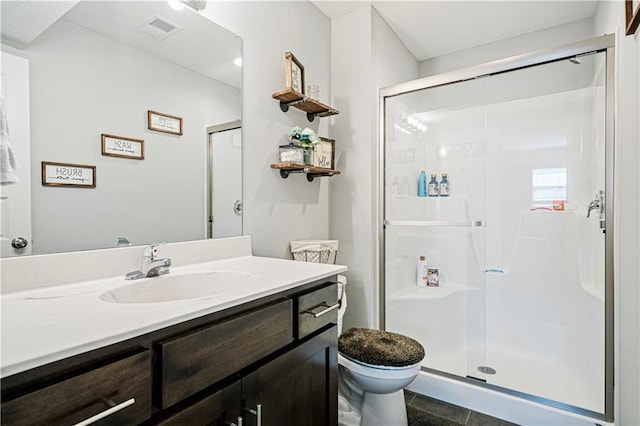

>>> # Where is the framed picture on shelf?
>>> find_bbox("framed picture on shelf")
[626,0,640,35]
[285,51,305,94]
[42,161,96,188]
[101,134,144,160]
[313,137,335,170]
[147,110,183,135]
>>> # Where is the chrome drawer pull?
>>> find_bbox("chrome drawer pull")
[305,302,340,318]
[73,397,135,426]
[225,416,243,426]
[244,403,262,426]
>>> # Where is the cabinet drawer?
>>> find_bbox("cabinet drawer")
[1,349,151,426]
[157,391,221,426]
[297,283,339,339]
[159,299,293,408]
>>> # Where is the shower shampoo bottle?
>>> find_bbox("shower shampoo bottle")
[428,174,439,196]
[439,173,450,196]
[418,171,427,197]
[416,256,428,287]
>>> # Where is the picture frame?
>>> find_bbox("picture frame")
[626,0,640,35]
[147,110,183,135]
[285,51,305,94]
[313,137,335,170]
[101,134,145,160]
[42,161,96,188]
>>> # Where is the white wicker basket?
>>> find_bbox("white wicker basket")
[290,240,339,264]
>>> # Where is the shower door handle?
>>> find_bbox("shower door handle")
[586,190,605,232]
[233,200,243,216]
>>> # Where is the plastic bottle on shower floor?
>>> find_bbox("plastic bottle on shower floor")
[416,256,428,287]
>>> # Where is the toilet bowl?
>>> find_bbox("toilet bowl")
[336,276,424,426]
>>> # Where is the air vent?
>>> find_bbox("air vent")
[136,16,182,41]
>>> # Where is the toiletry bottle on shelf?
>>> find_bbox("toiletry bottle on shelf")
[439,173,450,197]
[416,256,428,287]
[418,171,427,197]
[428,174,439,197]
[427,268,439,287]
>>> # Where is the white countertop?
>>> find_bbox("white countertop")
[1,255,346,378]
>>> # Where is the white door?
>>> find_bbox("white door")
[0,52,32,257]
[209,126,242,239]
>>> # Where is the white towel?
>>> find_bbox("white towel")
[0,90,19,185]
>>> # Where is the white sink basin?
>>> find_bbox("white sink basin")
[99,271,253,303]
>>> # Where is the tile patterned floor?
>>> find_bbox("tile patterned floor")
[405,390,520,426]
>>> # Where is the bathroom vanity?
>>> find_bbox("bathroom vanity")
[0,238,346,425]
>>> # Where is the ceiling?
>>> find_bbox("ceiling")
[1,1,242,88]
[312,1,599,61]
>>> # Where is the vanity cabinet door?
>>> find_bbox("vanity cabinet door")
[1,349,150,426]
[242,326,338,426]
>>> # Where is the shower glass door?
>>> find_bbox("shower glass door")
[383,50,607,415]
[384,76,489,382]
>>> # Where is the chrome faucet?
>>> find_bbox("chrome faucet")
[125,243,172,280]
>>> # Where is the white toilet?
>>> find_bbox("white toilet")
[336,276,424,426]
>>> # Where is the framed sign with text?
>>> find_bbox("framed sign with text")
[147,110,183,135]
[101,134,144,160]
[42,161,96,188]
[285,51,305,95]
[313,137,335,170]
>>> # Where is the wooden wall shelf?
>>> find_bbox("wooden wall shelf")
[272,88,339,122]
[271,162,341,182]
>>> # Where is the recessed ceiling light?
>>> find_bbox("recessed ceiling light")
[167,0,184,10]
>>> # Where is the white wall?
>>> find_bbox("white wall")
[330,5,418,330]
[593,2,640,424]
[372,9,420,90]
[203,1,332,260]
[419,18,594,77]
[4,19,240,254]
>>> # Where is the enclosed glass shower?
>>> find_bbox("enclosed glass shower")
[380,36,613,420]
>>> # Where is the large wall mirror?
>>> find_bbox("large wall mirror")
[0,0,242,257]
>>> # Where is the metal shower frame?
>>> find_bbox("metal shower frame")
[377,34,615,422]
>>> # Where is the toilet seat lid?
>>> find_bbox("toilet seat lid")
[338,327,425,368]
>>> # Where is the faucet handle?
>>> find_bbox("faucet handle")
[144,242,166,260]
[117,237,133,247]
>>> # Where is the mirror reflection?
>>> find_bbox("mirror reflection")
[0,0,242,257]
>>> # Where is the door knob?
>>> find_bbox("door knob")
[11,237,28,249]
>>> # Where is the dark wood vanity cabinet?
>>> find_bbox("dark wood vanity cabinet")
[218,326,337,426]
[157,299,294,409]
[240,327,338,426]
[1,349,151,425]
[1,278,339,426]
